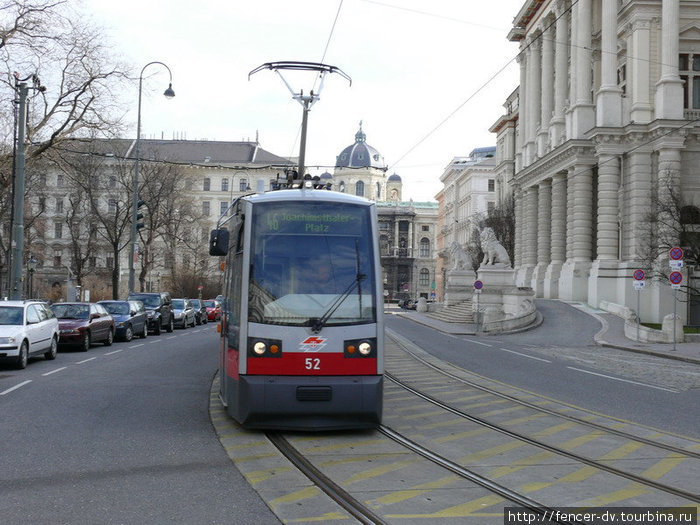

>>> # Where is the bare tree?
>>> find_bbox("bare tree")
[637,173,700,297]
[0,0,129,292]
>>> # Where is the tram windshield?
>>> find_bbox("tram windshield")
[248,201,377,327]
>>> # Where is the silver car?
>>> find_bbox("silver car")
[0,301,60,369]
[172,298,196,329]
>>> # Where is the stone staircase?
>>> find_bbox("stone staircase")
[427,300,474,324]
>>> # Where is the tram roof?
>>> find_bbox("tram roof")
[245,189,374,206]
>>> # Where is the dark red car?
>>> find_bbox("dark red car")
[203,299,221,322]
[50,302,115,351]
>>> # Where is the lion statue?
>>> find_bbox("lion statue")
[448,241,471,271]
[480,227,511,266]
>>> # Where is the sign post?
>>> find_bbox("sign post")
[669,270,683,352]
[473,280,483,331]
[633,269,645,341]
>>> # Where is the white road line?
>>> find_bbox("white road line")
[0,380,32,395]
[76,357,97,364]
[499,347,551,363]
[166,336,177,340]
[42,367,67,376]
[567,367,679,393]
[470,340,493,347]
[104,349,123,355]
[129,343,144,348]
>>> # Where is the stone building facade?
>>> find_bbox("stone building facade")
[496,0,700,323]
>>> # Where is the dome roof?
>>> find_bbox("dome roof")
[335,122,386,169]
[320,171,333,179]
[388,172,401,182]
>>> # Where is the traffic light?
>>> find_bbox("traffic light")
[136,199,146,230]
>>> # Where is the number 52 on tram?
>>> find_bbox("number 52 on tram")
[209,188,383,430]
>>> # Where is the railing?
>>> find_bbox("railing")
[684,109,700,121]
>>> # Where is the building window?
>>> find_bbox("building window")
[221,178,229,192]
[422,225,429,232]
[376,182,381,200]
[56,174,64,188]
[108,199,117,214]
[380,234,390,256]
[202,201,210,216]
[203,178,211,191]
[487,201,496,214]
[53,250,62,267]
[355,180,364,197]
[239,178,248,191]
[339,181,346,193]
[106,256,114,269]
[89,256,96,268]
[38,197,45,213]
[220,201,228,216]
[419,238,430,257]
[419,268,430,286]
[109,176,117,189]
[54,222,63,239]
[488,179,495,192]
[680,53,700,109]
[379,222,390,231]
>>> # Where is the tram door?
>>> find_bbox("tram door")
[220,216,245,405]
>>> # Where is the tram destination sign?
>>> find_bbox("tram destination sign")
[257,204,364,235]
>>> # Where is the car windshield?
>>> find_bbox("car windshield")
[52,304,89,319]
[0,306,23,325]
[128,294,161,308]
[248,201,376,327]
[204,301,217,308]
[101,303,129,315]
[172,299,185,309]
[191,300,201,308]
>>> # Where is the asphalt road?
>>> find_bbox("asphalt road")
[386,299,700,439]
[0,327,280,525]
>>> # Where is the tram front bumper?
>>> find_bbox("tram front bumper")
[228,374,383,431]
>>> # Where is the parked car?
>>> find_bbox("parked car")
[98,300,148,341]
[0,300,59,369]
[172,298,196,329]
[203,299,222,321]
[190,299,208,325]
[50,302,115,351]
[126,292,174,335]
[397,298,417,310]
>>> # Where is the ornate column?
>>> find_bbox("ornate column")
[517,185,538,286]
[517,45,528,171]
[514,186,524,270]
[571,0,595,137]
[630,19,653,123]
[559,163,594,300]
[545,172,567,298]
[538,22,555,156]
[526,35,541,165]
[566,2,578,138]
[532,179,552,296]
[588,139,623,307]
[655,0,684,119]
[551,0,569,146]
[596,0,622,126]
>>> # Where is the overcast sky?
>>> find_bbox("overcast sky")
[84,0,524,201]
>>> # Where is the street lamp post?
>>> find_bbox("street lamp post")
[26,254,38,299]
[128,62,175,295]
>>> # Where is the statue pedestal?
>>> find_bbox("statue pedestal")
[444,269,476,306]
[474,265,536,333]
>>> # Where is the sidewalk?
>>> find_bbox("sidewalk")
[387,302,700,365]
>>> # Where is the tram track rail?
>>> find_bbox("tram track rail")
[386,333,700,504]
[388,330,700,460]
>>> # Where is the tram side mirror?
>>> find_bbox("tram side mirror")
[209,229,229,256]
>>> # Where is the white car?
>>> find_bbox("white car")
[0,301,59,369]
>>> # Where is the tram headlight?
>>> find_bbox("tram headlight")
[247,337,283,358]
[344,338,376,358]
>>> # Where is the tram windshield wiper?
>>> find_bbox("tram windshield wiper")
[309,273,365,333]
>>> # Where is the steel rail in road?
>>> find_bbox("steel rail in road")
[388,329,700,460]
[385,371,700,504]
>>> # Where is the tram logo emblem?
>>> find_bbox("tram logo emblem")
[300,336,327,352]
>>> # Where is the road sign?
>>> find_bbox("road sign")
[633,281,645,290]
[669,271,683,285]
[198,284,204,290]
[669,246,684,260]
[670,260,683,269]
[633,269,645,281]
[473,280,483,290]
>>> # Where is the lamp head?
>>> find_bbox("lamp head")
[163,83,175,99]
